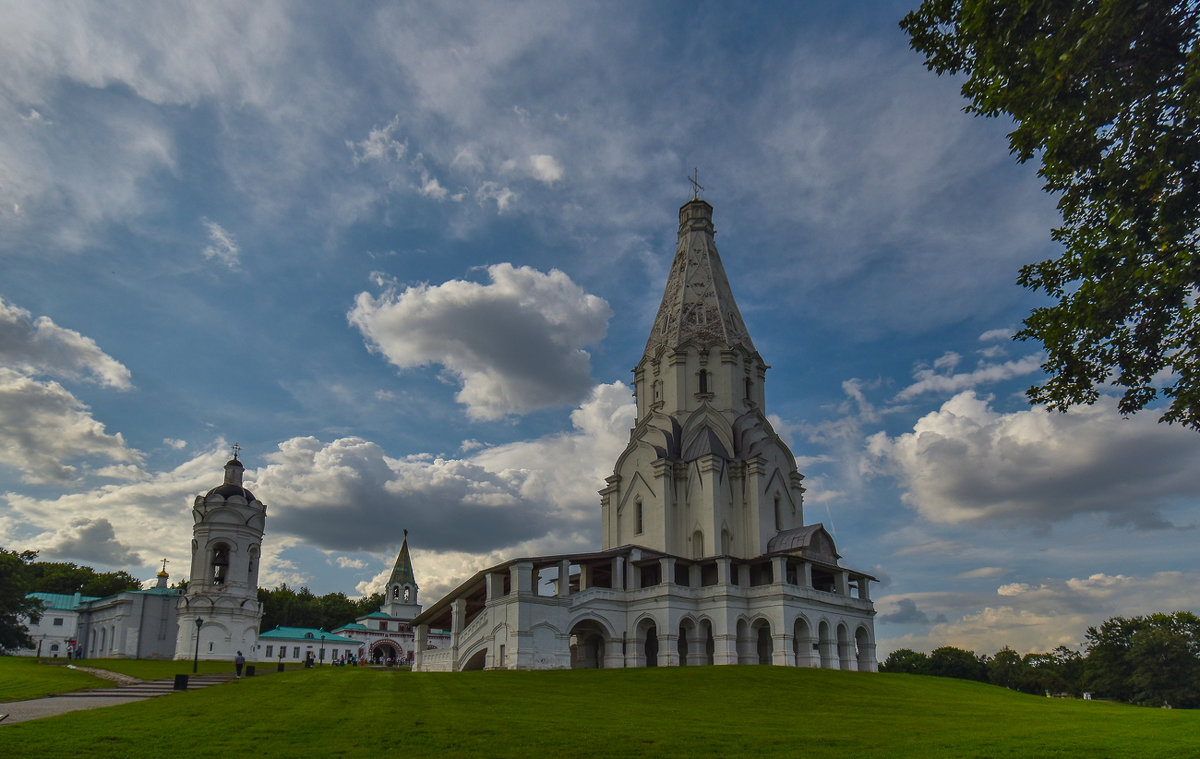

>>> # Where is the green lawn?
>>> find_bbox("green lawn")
[2,665,1197,757]
[0,657,110,701]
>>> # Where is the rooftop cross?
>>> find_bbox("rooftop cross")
[161,558,169,573]
[231,443,241,461]
[688,168,704,200]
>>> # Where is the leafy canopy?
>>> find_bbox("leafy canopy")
[901,0,1200,429]
[0,547,44,652]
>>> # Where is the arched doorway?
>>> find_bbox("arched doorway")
[793,617,816,667]
[569,620,608,669]
[644,624,659,667]
[372,641,398,665]
[702,620,715,665]
[855,626,874,671]
[818,621,835,669]
[753,620,772,665]
[837,623,854,671]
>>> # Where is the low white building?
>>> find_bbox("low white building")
[258,626,360,665]
[413,197,877,672]
[17,592,99,658]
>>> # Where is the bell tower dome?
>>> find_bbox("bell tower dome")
[175,446,266,662]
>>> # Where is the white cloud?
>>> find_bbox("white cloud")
[5,445,230,577]
[894,353,1042,401]
[335,556,367,569]
[957,566,1008,580]
[529,154,564,184]
[879,570,1200,655]
[0,297,133,389]
[348,116,408,166]
[348,264,611,420]
[0,369,142,484]
[867,392,1200,528]
[476,181,518,212]
[201,218,240,268]
[32,517,142,567]
[164,438,188,449]
[979,328,1014,342]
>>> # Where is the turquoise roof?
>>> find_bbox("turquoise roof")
[259,626,359,645]
[361,611,392,619]
[28,592,101,610]
[133,587,182,596]
[334,623,369,631]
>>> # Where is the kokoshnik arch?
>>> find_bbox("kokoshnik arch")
[412,196,878,671]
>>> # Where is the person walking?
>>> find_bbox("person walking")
[234,650,245,678]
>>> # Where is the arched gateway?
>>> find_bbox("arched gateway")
[411,197,877,672]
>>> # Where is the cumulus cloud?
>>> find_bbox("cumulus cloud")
[879,570,1200,655]
[33,517,142,566]
[894,353,1042,401]
[201,219,240,268]
[0,369,142,484]
[878,597,946,625]
[867,392,1200,528]
[0,297,132,389]
[243,383,632,599]
[348,264,611,420]
[5,445,232,578]
[528,154,564,184]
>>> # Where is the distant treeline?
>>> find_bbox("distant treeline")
[27,560,144,598]
[880,612,1200,709]
[257,584,385,633]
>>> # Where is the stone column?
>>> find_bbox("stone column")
[800,562,812,589]
[660,633,679,667]
[716,557,732,585]
[612,556,625,591]
[511,561,534,594]
[660,557,676,587]
[557,560,572,597]
[772,556,789,587]
[486,572,505,601]
[836,571,850,596]
[772,633,792,666]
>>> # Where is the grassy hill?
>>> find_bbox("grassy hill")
[2,662,1197,757]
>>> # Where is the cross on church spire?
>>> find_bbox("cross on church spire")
[161,558,169,573]
[688,168,704,200]
[231,443,241,461]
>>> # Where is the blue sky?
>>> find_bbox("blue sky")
[2,1,1197,656]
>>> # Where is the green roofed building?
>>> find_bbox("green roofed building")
[258,626,360,665]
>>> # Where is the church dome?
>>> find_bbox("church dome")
[206,483,257,501]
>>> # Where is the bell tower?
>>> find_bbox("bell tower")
[381,530,421,619]
[601,197,807,559]
[175,447,266,661]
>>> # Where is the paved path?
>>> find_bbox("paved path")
[1,672,243,726]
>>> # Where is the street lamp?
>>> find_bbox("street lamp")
[192,618,204,673]
[320,634,326,666]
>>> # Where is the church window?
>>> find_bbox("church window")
[53,617,64,626]
[208,642,213,652]
[404,586,411,602]
[212,543,230,585]
[265,645,273,658]
[774,495,782,531]
[305,632,314,639]
[698,369,709,394]
[392,586,400,599]
[380,621,388,631]
[635,499,643,535]
[293,647,300,658]
[745,377,753,401]
[692,530,704,559]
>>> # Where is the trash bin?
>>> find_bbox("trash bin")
[173,674,188,691]
[277,662,285,673]
[245,665,255,677]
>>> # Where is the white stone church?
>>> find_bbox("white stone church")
[412,196,877,671]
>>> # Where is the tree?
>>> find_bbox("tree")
[926,646,989,682]
[28,561,143,597]
[0,548,43,652]
[987,646,1025,689]
[901,1,1200,429]
[1084,612,1200,707]
[880,647,929,674]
